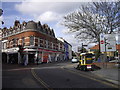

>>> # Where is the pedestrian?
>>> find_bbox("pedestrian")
[23,55,28,66]
[36,57,39,65]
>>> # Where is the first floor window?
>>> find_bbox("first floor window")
[22,37,25,46]
[3,42,7,49]
[30,36,34,46]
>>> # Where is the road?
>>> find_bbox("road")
[2,61,119,89]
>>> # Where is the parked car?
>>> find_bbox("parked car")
[71,57,78,63]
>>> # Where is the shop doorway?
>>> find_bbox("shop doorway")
[2,52,7,63]
[28,54,35,64]
[9,53,18,64]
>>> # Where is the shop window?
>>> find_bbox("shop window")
[3,42,7,49]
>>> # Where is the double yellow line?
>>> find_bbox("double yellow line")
[31,65,119,89]
[31,68,53,90]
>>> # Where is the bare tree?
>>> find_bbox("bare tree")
[62,1,120,43]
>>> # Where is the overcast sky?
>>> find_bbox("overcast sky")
[1,0,105,51]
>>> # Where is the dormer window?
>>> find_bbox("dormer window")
[2,33,4,37]
[13,29,15,33]
[23,26,25,30]
[7,31,9,35]
[17,25,21,31]
[9,31,11,34]
[6,32,7,36]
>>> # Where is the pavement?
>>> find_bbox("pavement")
[91,63,120,86]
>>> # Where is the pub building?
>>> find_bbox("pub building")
[1,20,70,64]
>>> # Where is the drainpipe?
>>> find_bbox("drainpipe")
[7,53,9,63]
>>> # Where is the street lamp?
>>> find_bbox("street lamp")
[104,38,110,68]
[0,9,4,25]
[0,9,3,16]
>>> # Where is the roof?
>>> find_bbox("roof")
[90,44,120,50]
[90,44,99,50]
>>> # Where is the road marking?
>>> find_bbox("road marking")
[61,66,119,88]
[3,66,60,72]
[3,68,32,71]
[31,68,53,90]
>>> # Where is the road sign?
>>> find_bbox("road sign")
[117,34,120,44]
[100,34,116,52]
[100,40,104,44]
[100,34,105,52]
[105,34,116,52]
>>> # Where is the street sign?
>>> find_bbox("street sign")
[100,34,116,52]
[100,34,105,52]
[117,34,120,44]
[100,40,104,44]
[105,34,116,52]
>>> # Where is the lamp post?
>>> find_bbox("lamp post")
[104,38,110,68]
[0,8,3,90]
[0,9,3,16]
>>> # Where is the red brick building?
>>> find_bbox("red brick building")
[1,20,66,64]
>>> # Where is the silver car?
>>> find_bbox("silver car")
[71,57,78,63]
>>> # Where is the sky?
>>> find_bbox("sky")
[1,0,117,52]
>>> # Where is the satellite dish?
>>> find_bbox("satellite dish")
[0,9,3,16]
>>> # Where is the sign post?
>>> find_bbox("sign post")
[100,34,105,52]
[100,34,116,68]
[0,8,3,90]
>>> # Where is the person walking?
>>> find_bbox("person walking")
[36,56,39,65]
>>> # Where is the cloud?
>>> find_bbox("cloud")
[14,1,87,52]
[62,34,80,51]
[0,16,3,21]
[2,15,33,27]
[15,1,83,14]
[15,1,83,23]
[35,11,61,22]
[61,29,70,34]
